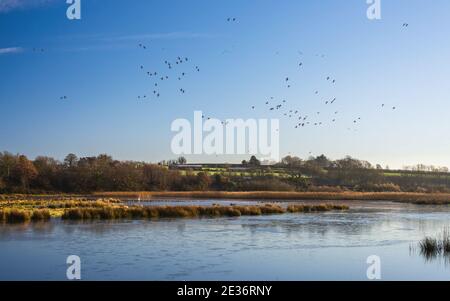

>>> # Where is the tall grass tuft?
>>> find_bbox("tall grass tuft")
[0,208,52,223]
[419,237,440,259]
[418,227,450,259]
[443,228,450,254]
[0,209,29,223]
[31,209,51,221]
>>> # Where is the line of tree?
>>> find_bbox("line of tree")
[277,154,450,192]
[1,151,450,194]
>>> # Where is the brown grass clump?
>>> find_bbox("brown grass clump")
[0,209,31,223]
[0,198,121,209]
[287,204,349,213]
[61,203,348,221]
[259,204,286,214]
[0,208,51,223]
[31,209,51,221]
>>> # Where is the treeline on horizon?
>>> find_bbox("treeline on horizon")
[1,151,450,194]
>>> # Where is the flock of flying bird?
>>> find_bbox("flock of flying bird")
[54,17,407,131]
[250,62,398,131]
[245,23,409,131]
[131,17,407,131]
[136,42,201,100]
[250,70,341,129]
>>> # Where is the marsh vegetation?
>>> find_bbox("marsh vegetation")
[412,227,450,261]
[0,197,349,223]
[61,203,349,221]
[94,191,450,205]
[0,208,51,223]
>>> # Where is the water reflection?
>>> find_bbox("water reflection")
[1,200,450,280]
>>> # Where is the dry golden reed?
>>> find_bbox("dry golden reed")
[61,203,349,221]
[93,191,450,204]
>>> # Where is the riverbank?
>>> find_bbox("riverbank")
[0,198,349,223]
[92,191,450,204]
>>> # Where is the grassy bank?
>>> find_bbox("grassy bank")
[0,197,350,223]
[61,203,349,221]
[0,198,123,218]
[92,191,450,204]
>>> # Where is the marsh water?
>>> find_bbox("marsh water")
[1,199,450,280]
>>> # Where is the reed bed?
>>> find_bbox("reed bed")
[287,204,349,213]
[61,203,349,221]
[0,209,51,223]
[417,227,450,259]
[3,191,450,204]
[92,191,450,204]
[0,196,350,223]
[0,194,90,201]
[0,199,122,209]
[0,198,123,220]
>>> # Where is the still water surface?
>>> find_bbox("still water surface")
[1,200,450,280]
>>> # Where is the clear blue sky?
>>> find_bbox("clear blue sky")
[1,0,450,168]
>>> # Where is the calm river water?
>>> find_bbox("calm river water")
[1,200,450,280]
